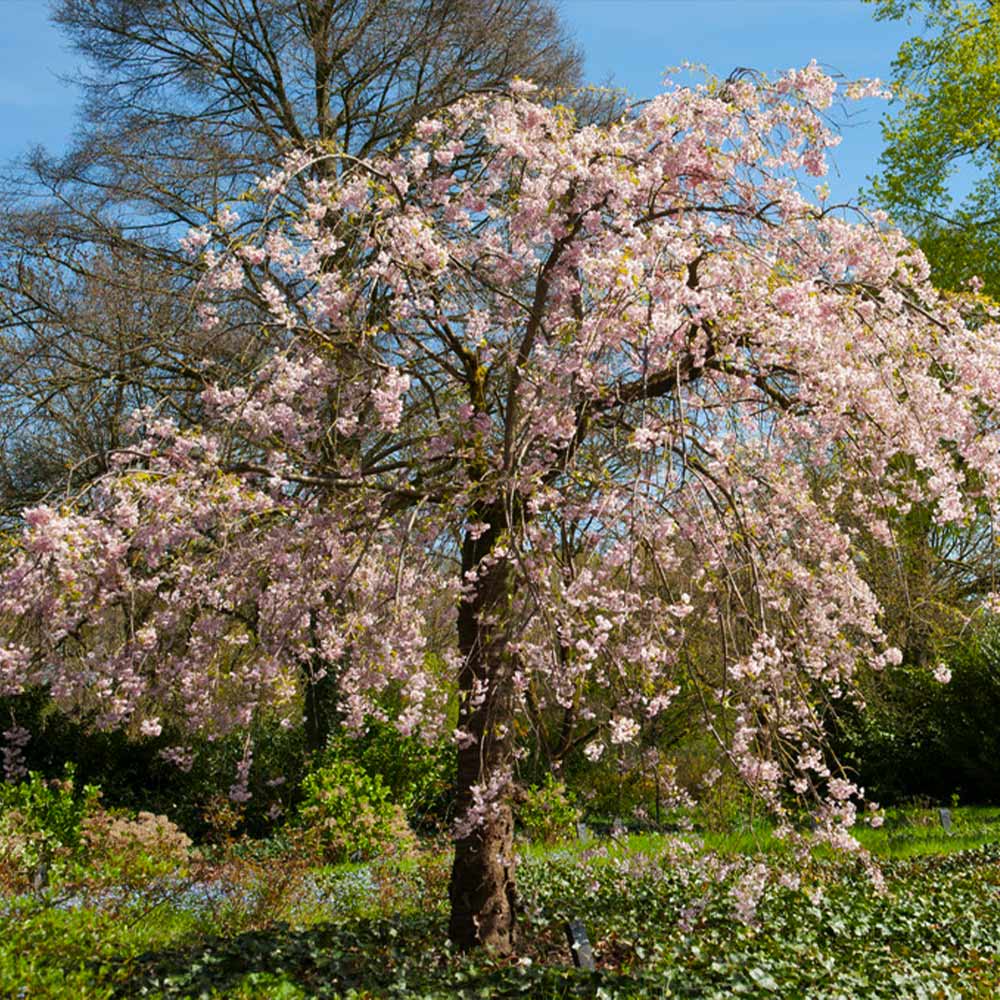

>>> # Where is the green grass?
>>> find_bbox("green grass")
[528,805,1000,860]
[854,805,1000,857]
[2,898,202,999]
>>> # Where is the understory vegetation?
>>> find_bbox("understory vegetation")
[6,810,1000,998]
[4,641,1000,997]
[4,755,1000,997]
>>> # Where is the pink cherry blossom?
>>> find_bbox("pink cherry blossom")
[933,663,953,684]
[3,66,999,951]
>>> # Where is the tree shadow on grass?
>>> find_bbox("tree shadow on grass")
[109,913,623,999]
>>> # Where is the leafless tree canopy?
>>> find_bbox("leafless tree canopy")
[50,0,581,231]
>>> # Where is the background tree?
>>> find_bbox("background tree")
[829,479,1000,804]
[5,67,1000,953]
[856,1,1000,803]
[866,0,1000,297]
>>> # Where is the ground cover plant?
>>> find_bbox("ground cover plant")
[5,813,1000,998]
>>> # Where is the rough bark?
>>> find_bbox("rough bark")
[448,518,518,953]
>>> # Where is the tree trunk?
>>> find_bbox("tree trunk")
[448,520,518,953]
[303,662,338,755]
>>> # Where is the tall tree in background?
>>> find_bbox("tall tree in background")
[859,3,1000,780]
[867,0,1000,297]
[0,0,583,519]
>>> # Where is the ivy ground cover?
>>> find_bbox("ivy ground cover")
[6,817,1000,999]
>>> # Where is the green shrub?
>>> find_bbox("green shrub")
[0,764,99,883]
[320,720,454,829]
[297,759,415,863]
[517,774,580,844]
[81,809,191,885]
[0,690,308,841]
[0,765,196,893]
[835,616,1000,805]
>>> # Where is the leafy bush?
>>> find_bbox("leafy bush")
[297,759,415,863]
[0,764,99,885]
[81,809,191,885]
[319,720,454,830]
[1,691,307,841]
[0,763,195,892]
[835,616,1000,805]
[517,774,580,844]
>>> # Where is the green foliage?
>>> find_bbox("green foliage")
[854,804,1000,856]
[866,0,1000,297]
[0,765,193,893]
[320,719,454,829]
[560,746,659,826]
[835,616,1000,804]
[518,775,581,844]
[297,759,415,864]
[1,690,307,840]
[2,698,453,850]
[0,764,99,877]
[81,809,192,886]
[513,841,1000,998]
[1,895,198,999]
[11,833,1000,997]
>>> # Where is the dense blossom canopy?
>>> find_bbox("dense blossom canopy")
[3,64,998,847]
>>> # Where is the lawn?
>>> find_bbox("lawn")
[5,808,1000,998]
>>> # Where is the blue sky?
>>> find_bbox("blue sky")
[0,0,911,202]
[564,0,912,202]
[0,1,82,164]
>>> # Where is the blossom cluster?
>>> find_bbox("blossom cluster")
[3,64,999,839]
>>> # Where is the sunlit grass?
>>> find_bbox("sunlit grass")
[854,805,1000,857]
[519,805,1000,864]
